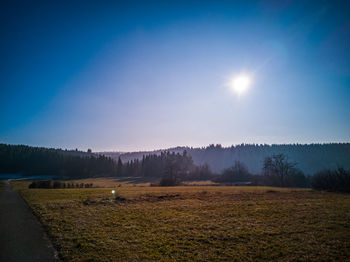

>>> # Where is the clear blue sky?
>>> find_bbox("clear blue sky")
[1,0,349,151]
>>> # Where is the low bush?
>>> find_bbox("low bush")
[29,180,93,189]
[29,180,52,188]
[159,175,180,186]
[311,168,350,193]
[214,161,251,183]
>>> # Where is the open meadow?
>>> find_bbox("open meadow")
[12,179,350,262]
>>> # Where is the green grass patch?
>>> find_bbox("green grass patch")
[20,186,350,261]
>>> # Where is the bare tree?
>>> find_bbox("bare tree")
[263,154,296,187]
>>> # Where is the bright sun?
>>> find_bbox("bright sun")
[230,74,251,95]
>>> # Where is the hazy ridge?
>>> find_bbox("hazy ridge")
[100,143,350,174]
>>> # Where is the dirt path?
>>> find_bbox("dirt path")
[0,180,59,262]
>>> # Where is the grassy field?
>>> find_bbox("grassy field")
[16,180,350,261]
[10,177,160,191]
[0,180,5,190]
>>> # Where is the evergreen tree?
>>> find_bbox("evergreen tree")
[116,157,123,176]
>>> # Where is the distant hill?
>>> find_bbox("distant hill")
[100,143,350,174]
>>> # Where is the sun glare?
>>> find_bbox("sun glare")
[230,74,251,95]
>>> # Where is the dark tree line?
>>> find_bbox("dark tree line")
[116,151,312,188]
[104,143,350,174]
[2,143,349,191]
[0,144,116,179]
[116,151,213,182]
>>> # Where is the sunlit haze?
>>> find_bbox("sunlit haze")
[230,74,252,95]
[1,0,350,151]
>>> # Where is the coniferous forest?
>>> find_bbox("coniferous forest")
[0,144,116,179]
[116,151,212,183]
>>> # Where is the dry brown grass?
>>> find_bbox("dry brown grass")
[10,180,31,190]
[18,184,350,262]
[181,180,219,186]
[11,177,159,190]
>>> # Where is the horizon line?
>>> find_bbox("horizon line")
[2,141,350,154]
